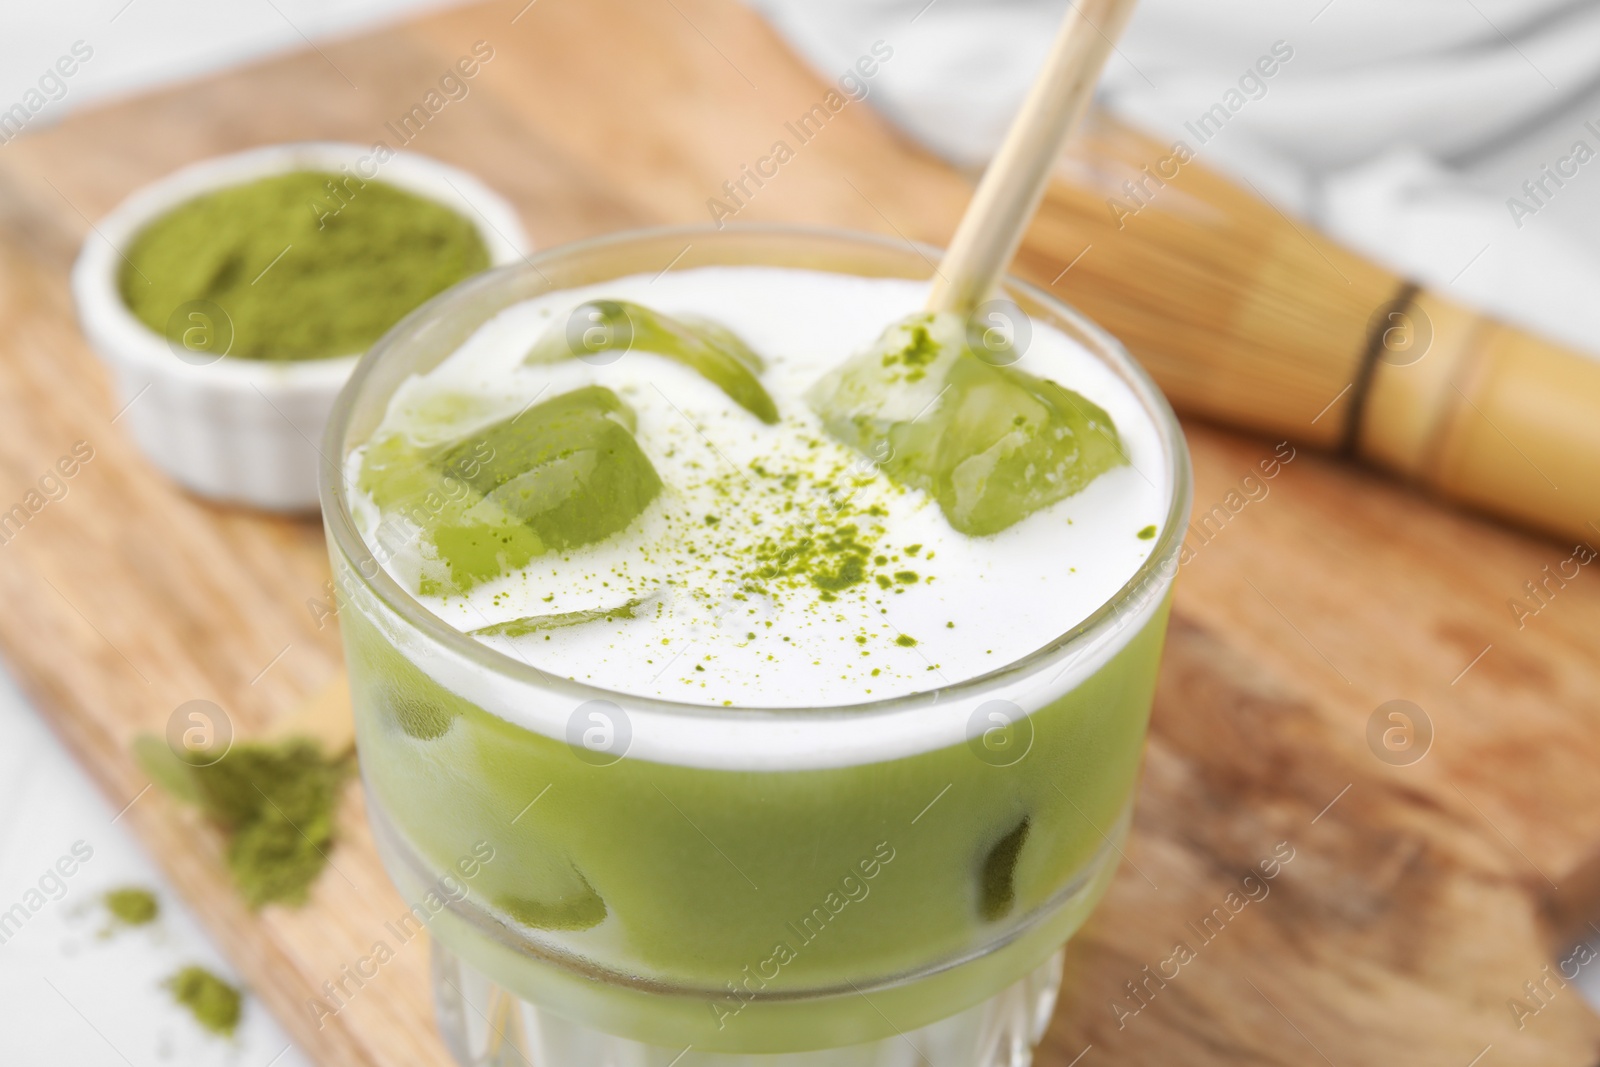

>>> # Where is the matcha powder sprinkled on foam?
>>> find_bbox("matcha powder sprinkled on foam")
[165,965,243,1038]
[119,170,490,361]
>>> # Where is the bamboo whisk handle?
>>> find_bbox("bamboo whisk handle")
[1360,290,1600,544]
[1011,113,1600,545]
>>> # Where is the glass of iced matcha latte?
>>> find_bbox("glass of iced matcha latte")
[321,226,1191,1067]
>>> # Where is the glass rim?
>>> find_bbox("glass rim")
[320,222,1193,725]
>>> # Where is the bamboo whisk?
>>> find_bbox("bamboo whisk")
[1011,114,1600,545]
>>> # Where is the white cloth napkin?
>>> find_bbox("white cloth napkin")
[744,0,1600,357]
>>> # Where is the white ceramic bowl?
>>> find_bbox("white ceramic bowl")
[72,142,530,512]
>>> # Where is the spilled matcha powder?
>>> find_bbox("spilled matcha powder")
[103,886,160,928]
[165,965,243,1038]
[119,170,490,361]
[135,736,353,908]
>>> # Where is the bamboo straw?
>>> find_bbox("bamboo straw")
[927,0,1140,315]
[1011,113,1600,545]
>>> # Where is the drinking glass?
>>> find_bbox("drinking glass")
[320,225,1191,1067]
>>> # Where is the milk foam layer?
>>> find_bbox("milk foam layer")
[348,267,1171,710]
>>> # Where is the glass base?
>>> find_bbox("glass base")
[432,939,1064,1067]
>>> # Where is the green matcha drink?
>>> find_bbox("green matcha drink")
[322,228,1189,1065]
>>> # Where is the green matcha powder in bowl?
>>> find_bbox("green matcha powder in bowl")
[72,143,530,511]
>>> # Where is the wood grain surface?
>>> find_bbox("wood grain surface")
[1,1,1598,1064]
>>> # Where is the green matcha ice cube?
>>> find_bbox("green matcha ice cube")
[376,677,460,741]
[358,386,662,592]
[808,312,1128,536]
[526,299,778,424]
[436,386,662,548]
[979,817,1030,921]
[468,593,659,639]
[498,874,608,932]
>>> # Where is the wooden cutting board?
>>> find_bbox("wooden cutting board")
[2,1,1598,1063]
